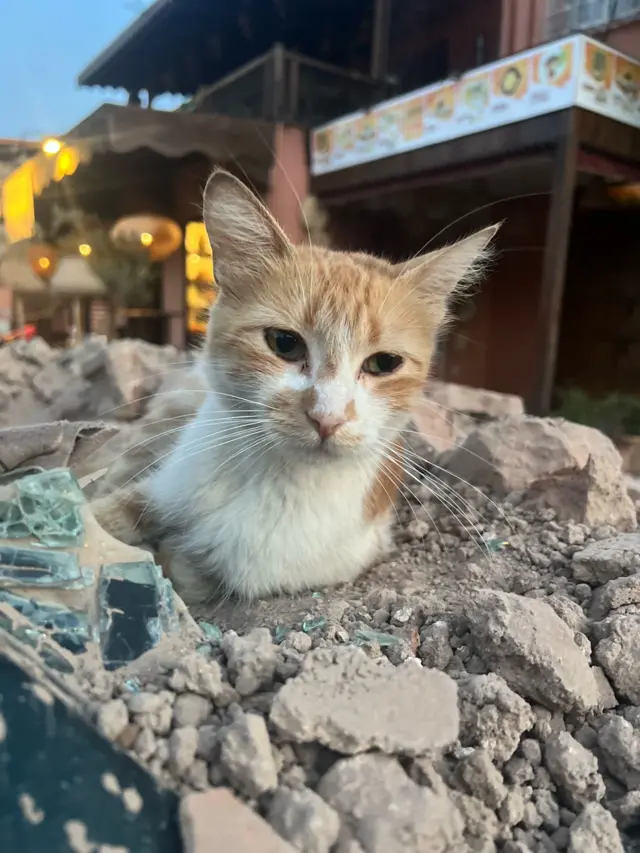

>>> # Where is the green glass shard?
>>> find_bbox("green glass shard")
[0,590,92,654]
[354,628,401,648]
[0,468,86,547]
[483,537,509,553]
[102,560,161,586]
[302,616,327,634]
[273,625,290,644]
[40,643,75,673]
[0,545,91,589]
[311,592,323,599]
[199,621,223,643]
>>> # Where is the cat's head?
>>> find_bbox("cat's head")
[202,170,498,460]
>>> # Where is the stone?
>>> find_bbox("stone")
[607,790,640,829]
[268,787,340,853]
[219,712,278,798]
[96,698,129,741]
[270,646,458,757]
[467,591,599,713]
[419,621,453,670]
[597,715,640,789]
[168,654,236,705]
[425,380,525,420]
[595,614,640,704]
[573,534,640,584]
[445,417,636,529]
[567,803,624,853]
[457,673,535,764]
[590,573,640,620]
[180,788,297,853]
[168,725,198,777]
[223,628,278,696]
[458,749,507,809]
[544,732,605,811]
[317,754,464,853]
[173,693,213,728]
[133,727,157,761]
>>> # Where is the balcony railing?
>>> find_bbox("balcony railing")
[181,46,397,128]
[547,0,640,39]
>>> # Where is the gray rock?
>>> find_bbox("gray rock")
[457,673,535,764]
[590,573,640,620]
[544,732,605,811]
[219,712,278,798]
[568,803,624,853]
[168,725,198,777]
[223,629,278,696]
[419,621,453,670]
[133,727,157,761]
[172,693,213,728]
[268,787,340,853]
[317,754,464,853]
[597,715,640,789]
[270,647,458,757]
[96,699,129,741]
[126,691,167,715]
[168,654,236,705]
[573,534,640,584]
[468,591,599,713]
[607,789,640,829]
[595,614,640,704]
[459,749,507,809]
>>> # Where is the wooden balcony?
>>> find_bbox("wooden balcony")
[181,45,397,128]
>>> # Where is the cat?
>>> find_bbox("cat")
[91,169,498,606]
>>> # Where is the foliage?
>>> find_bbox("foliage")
[50,204,158,309]
[554,388,640,438]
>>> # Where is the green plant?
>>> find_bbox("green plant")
[554,388,640,438]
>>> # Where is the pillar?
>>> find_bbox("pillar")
[162,249,186,349]
[531,112,578,415]
[265,125,310,245]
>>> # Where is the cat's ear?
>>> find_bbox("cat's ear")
[394,224,500,321]
[203,169,293,297]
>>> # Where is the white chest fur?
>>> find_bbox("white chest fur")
[145,394,391,599]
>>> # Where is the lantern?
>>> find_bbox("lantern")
[110,215,182,261]
[184,221,214,284]
[27,243,58,280]
[608,183,640,205]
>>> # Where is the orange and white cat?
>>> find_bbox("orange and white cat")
[92,170,498,605]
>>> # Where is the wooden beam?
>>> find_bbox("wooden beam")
[370,0,391,80]
[531,111,578,415]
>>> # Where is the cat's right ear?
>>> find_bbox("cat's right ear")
[203,169,293,298]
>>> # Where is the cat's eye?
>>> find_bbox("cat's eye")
[361,352,403,376]
[264,328,307,362]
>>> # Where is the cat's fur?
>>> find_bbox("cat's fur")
[91,171,498,605]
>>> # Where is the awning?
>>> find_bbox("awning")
[0,104,275,244]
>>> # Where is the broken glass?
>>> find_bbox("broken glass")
[0,545,92,590]
[199,621,223,643]
[98,561,179,670]
[0,590,92,654]
[354,628,401,648]
[0,468,85,548]
[302,616,327,634]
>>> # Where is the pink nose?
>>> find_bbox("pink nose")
[306,412,346,440]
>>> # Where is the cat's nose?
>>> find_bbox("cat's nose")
[305,411,346,440]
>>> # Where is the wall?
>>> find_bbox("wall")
[556,208,640,398]
[602,21,640,60]
[389,0,503,90]
[499,0,548,56]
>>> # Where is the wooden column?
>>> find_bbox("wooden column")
[531,111,578,415]
[371,0,391,80]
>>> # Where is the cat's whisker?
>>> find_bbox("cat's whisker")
[384,442,491,560]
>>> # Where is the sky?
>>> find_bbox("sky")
[0,0,182,141]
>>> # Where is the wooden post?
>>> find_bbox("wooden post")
[14,295,25,329]
[371,0,391,80]
[531,111,578,415]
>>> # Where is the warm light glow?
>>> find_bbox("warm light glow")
[42,137,62,156]
[78,243,92,257]
[37,257,51,270]
[140,231,154,247]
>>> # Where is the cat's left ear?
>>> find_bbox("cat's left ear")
[394,224,500,320]
[203,169,294,298]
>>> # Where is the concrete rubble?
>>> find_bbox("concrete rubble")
[4,348,640,851]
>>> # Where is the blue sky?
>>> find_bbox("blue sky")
[0,0,181,141]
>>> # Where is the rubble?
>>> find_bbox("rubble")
[6,385,640,850]
[0,335,186,427]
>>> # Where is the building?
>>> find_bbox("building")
[2,0,640,412]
